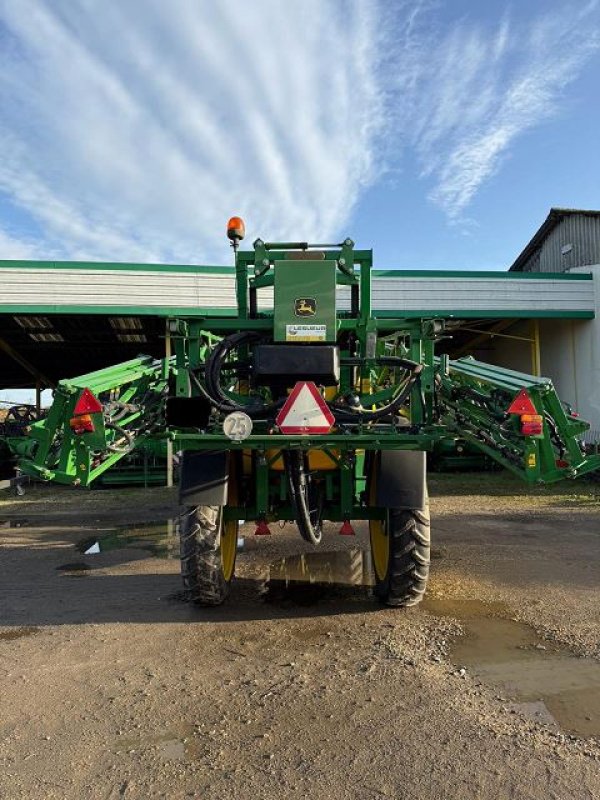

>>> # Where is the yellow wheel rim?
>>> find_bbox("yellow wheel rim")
[368,466,389,581]
[221,518,238,581]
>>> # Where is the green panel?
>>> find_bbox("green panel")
[273,259,337,343]
[0,307,592,320]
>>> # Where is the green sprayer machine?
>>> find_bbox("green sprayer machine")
[9,219,600,607]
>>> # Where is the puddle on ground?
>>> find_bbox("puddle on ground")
[77,520,179,559]
[78,520,245,560]
[424,597,600,738]
[56,561,92,572]
[155,738,186,760]
[119,726,194,762]
[264,549,373,604]
[0,626,39,641]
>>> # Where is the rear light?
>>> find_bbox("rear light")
[69,414,95,435]
[73,388,102,415]
[520,414,543,436]
[70,388,102,435]
[507,391,543,435]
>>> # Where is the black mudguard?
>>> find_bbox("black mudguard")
[179,450,229,507]
[373,450,427,511]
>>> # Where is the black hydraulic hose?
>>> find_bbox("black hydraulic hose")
[544,413,567,458]
[189,370,233,413]
[283,450,323,545]
[204,330,285,418]
[340,356,422,370]
[332,365,422,422]
[204,331,422,424]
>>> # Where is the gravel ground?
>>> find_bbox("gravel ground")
[1,474,599,800]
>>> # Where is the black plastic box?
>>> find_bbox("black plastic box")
[253,344,340,387]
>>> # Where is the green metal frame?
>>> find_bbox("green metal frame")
[10,238,600,514]
[11,356,171,486]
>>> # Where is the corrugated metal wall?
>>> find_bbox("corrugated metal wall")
[0,269,237,309]
[369,277,592,312]
[522,214,600,273]
[0,266,595,314]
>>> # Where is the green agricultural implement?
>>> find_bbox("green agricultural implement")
[9,220,600,607]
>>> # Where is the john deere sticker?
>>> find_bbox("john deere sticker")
[294,298,316,317]
[286,324,326,342]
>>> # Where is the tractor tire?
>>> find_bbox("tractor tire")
[369,507,431,608]
[179,505,238,606]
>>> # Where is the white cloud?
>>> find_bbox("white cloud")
[386,1,600,221]
[0,0,384,263]
[0,228,42,260]
[0,0,598,258]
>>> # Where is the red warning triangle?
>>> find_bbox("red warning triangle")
[73,387,103,415]
[507,389,537,415]
[275,381,334,434]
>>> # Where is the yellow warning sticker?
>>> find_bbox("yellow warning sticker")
[527,453,536,468]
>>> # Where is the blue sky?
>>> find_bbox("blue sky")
[0,0,599,274]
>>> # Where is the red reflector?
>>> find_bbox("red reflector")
[275,381,335,434]
[338,520,355,536]
[254,520,271,536]
[73,388,102,415]
[69,414,94,434]
[507,389,537,416]
[521,422,543,436]
[556,459,569,468]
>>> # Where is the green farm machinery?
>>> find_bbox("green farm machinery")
[9,220,600,607]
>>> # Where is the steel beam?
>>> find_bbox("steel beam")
[0,337,54,388]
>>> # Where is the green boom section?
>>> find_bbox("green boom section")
[438,356,600,482]
[11,347,600,488]
[11,356,171,485]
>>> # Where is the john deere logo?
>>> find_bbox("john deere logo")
[295,298,316,317]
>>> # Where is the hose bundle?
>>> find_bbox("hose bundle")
[202,331,423,425]
[332,361,423,422]
[283,450,323,545]
[203,331,283,418]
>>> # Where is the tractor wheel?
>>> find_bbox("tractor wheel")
[369,509,430,607]
[368,472,430,607]
[179,505,239,606]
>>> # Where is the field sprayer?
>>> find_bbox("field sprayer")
[9,219,600,607]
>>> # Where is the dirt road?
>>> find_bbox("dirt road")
[1,475,599,799]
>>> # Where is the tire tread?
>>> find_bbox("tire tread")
[179,505,230,606]
[374,508,431,608]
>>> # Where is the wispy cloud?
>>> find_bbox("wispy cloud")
[0,228,42,260]
[0,1,598,261]
[0,0,384,262]
[386,1,600,221]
